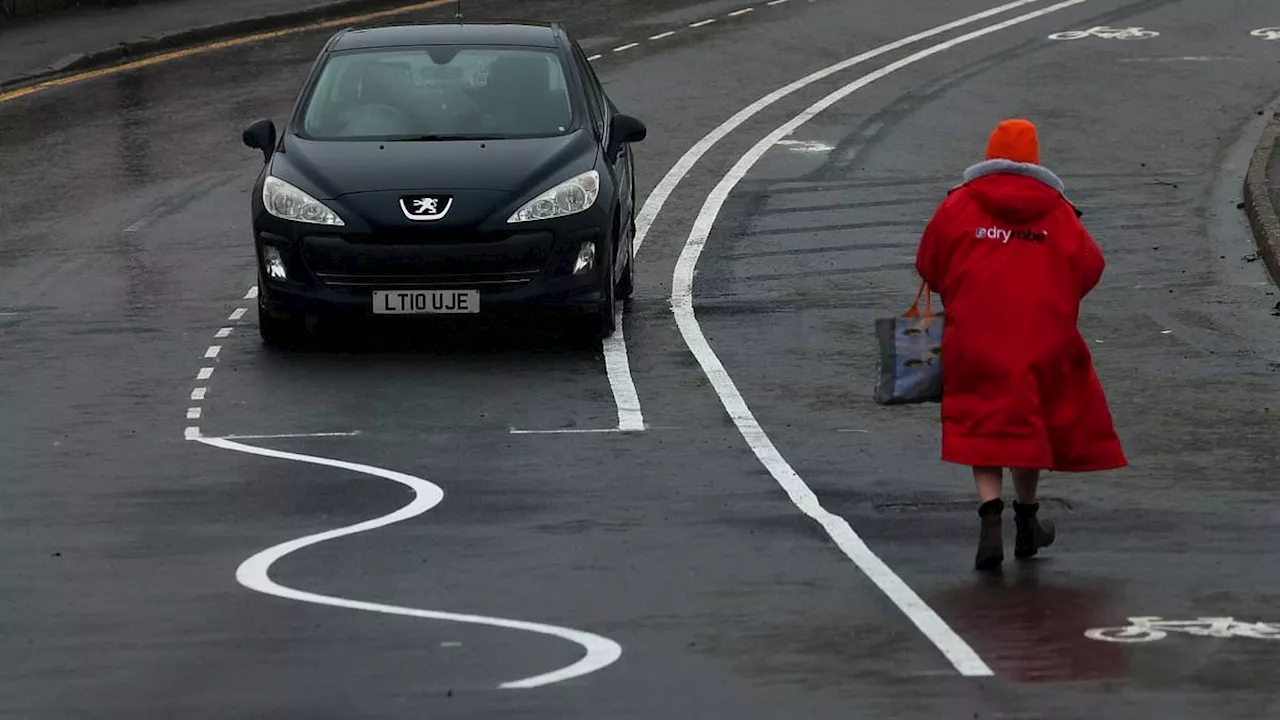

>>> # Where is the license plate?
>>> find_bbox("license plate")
[373,290,479,315]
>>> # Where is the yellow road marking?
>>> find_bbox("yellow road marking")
[0,0,452,105]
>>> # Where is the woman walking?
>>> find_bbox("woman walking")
[914,119,1127,571]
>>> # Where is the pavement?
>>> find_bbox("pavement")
[0,0,451,89]
[4,0,1280,717]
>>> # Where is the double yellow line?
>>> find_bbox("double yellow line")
[0,0,453,105]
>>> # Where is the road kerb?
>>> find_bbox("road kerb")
[0,0,452,93]
[1243,110,1280,287]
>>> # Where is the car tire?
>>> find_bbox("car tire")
[616,210,636,301]
[594,233,618,339]
[258,297,307,349]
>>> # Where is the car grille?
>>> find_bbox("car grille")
[299,231,554,289]
[313,270,540,290]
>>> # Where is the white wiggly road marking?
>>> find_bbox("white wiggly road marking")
[669,0,1092,678]
[197,436,623,689]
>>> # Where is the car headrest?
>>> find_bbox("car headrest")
[485,55,551,94]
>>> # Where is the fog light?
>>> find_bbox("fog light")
[573,241,596,275]
[263,245,287,280]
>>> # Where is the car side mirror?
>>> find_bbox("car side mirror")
[242,119,277,163]
[608,114,647,154]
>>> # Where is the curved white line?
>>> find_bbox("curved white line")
[669,0,1092,677]
[197,436,622,689]
[631,0,1045,255]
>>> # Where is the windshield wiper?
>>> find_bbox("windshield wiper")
[396,134,499,142]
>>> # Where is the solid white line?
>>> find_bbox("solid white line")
[614,42,640,52]
[191,387,207,401]
[197,367,214,381]
[728,7,754,16]
[690,19,716,27]
[205,345,221,359]
[632,0,1044,255]
[650,30,677,40]
[245,286,259,300]
[187,407,202,420]
[220,431,362,440]
[588,54,603,61]
[670,0,1092,678]
[603,310,645,431]
[229,308,247,321]
[196,437,623,689]
[215,327,233,338]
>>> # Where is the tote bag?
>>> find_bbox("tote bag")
[874,282,944,405]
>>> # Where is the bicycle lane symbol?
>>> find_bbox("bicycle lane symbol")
[1085,616,1280,643]
[1252,28,1280,41]
[1048,26,1160,40]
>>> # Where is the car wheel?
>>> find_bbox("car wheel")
[595,234,618,339]
[258,297,307,349]
[616,210,636,301]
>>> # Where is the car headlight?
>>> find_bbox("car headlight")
[508,170,600,223]
[262,176,344,226]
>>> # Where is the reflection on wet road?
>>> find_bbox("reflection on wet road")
[3,0,1280,717]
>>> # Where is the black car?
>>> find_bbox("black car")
[241,21,647,346]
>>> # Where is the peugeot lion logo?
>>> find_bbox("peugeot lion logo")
[400,194,453,221]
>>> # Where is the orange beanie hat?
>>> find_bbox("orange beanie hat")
[985,118,1040,165]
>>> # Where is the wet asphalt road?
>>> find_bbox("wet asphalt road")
[3,0,1280,717]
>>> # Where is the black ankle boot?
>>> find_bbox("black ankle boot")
[975,498,1004,571]
[1014,501,1056,559]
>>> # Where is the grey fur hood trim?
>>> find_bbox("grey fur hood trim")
[963,159,1065,192]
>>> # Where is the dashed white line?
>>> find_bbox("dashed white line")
[668,0,1092,679]
[191,387,207,401]
[197,436,623,689]
[187,407,202,420]
[588,53,603,61]
[767,0,789,5]
[184,427,201,440]
[728,7,754,16]
[650,30,677,40]
[229,308,247,321]
[244,286,258,300]
[690,18,716,28]
[613,42,640,53]
[204,345,221,359]
[215,327,233,338]
[197,367,214,381]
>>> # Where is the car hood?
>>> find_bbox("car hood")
[274,130,598,200]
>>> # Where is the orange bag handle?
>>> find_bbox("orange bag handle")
[904,280,934,318]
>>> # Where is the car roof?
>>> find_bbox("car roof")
[329,22,562,51]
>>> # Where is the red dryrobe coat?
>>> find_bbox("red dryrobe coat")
[915,162,1127,472]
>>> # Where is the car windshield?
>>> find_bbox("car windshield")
[299,46,575,141]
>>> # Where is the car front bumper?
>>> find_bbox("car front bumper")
[253,212,610,316]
